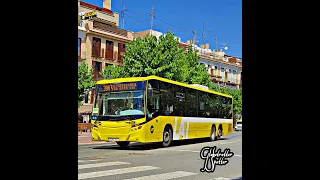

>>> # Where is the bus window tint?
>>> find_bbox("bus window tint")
[174,85,185,116]
[198,91,209,117]
[159,82,174,116]
[208,94,219,118]
[186,88,197,117]
[147,80,160,112]
[226,97,233,119]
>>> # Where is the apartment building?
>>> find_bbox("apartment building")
[133,30,242,90]
[78,0,134,105]
[193,44,242,90]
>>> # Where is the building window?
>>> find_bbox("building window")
[78,38,81,57]
[227,69,232,82]
[232,70,236,83]
[211,66,217,76]
[105,40,114,60]
[93,61,102,80]
[118,43,126,61]
[92,37,101,57]
[220,67,225,81]
[240,72,242,86]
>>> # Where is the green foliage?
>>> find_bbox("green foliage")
[78,62,94,108]
[99,31,242,116]
[100,32,209,86]
[219,87,242,116]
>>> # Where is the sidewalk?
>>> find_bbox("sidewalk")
[78,132,115,145]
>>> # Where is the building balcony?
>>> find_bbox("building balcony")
[93,20,127,37]
[85,19,133,42]
[199,53,242,68]
[91,47,124,65]
[79,1,117,25]
[211,77,240,85]
[210,74,222,78]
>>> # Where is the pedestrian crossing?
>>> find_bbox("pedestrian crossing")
[78,159,197,180]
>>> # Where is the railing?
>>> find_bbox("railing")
[80,1,113,15]
[210,73,222,78]
[211,77,241,85]
[78,123,92,133]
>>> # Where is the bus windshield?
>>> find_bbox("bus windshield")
[94,90,145,116]
[92,81,147,120]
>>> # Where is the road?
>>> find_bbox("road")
[78,131,242,180]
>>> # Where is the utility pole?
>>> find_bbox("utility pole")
[201,22,204,40]
[120,0,125,29]
[215,37,218,51]
[150,7,154,35]
[192,29,196,44]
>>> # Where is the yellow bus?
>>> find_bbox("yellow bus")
[91,76,233,148]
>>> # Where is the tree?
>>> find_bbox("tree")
[78,62,94,108]
[100,31,242,116]
[219,87,242,116]
[100,32,209,86]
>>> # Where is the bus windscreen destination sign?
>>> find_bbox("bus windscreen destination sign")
[96,81,145,93]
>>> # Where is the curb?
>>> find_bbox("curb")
[78,142,116,146]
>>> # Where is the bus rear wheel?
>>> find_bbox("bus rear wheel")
[217,127,222,140]
[116,141,130,149]
[210,126,216,141]
[162,127,173,147]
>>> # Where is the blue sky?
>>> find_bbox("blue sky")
[82,0,242,58]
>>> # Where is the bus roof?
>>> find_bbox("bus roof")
[96,76,232,98]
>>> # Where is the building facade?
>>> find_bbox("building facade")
[78,20,86,66]
[133,30,242,90]
[196,47,242,90]
[78,0,134,105]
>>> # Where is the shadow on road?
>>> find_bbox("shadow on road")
[93,135,235,151]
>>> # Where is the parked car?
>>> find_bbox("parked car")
[235,120,242,131]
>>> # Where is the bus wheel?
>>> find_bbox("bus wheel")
[210,126,216,141]
[116,141,130,149]
[163,127,173,147]
[217,126,222,140]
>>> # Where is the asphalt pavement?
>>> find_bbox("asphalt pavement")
[78,131,242,180]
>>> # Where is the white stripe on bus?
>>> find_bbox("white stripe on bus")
[78,166,160,179]
[173,117,233,140]
[123,171,197,180]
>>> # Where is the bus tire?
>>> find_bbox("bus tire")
[162,126,173,147]
[116,141,130,149]
[210,125,216,141]
[217,125,222,140]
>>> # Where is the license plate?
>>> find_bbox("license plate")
[108,138,119,141]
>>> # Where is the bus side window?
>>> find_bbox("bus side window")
[174,85,186,116]
[159,82,174,116]
[225,97,233,119]
[186,88,197,117]
[198,91,206,118]
[208,94,219,118]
